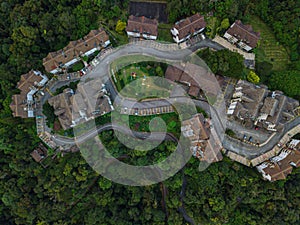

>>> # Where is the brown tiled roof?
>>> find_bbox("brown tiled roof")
[31,143,48,162]
[226,20,260,48]
[72,79,112,120]
[173,13,206,40]
[182,113,210,141]
[235,81,266,119]
[286,150,300,167]
[164,65,183,82]
[17,71,43,94]
[188,85,200,98]
[260,97,278,117]
[48,88,73,130]
[126,15,158,36]
[43,28,109,73]
[10,71,43,118]
[261,149,300,181]
[266,95,286,124]
[263,161,292,182]
[10,95,27,118]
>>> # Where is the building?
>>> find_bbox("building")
[43,28,110,74]
[227,80,299,131]
[48,79,113,130]
[165,64,218,98]
[256,140,300,181]
[31,143,48,163]
[10,70,48,118]
[48,88,74,130]
[171,13,206,44]
[126,15,158,40]
[181,113,223,163]
[224,20,260,52]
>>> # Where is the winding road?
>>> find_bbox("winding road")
[46,39,299,160]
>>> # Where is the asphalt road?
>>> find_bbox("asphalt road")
[52,123,178,145]
[46,40,299,159]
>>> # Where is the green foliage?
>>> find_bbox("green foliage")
[253,0,300,61]
[54,81,79,95]
[225,128,236,137]
[269,70,300,100]
[43,102,56,127]
[197,48,244,79]
[0,1,299,224]
[115,20,126,34]
[247,71,260,84]
[220,18,230,30]
[69,61,84,73]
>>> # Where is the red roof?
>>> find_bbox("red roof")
[226,20,260,48]
[173,13,206,40]
[126,15,158,36]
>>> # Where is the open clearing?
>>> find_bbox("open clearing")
[249,15,290,71]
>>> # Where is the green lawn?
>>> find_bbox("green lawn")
[68,61,85,72]
[157,23,174,43]
[113,61,170,99]
[249,15,290,71]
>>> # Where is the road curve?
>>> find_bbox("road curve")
[52,123,179,146]
[48,40,299,159]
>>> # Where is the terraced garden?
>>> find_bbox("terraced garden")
[250,15,290,71]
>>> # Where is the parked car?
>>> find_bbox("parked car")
[248,136,253,142]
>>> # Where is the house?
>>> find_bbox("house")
[171,13,206,44]
[227,80,299,131]
[48,79,113,130]
[71,79,113,125]
[256,146,300,182]
[181,113,223,163]
[48,88,74,130]
[31,143,48,163]
[224,20,260,52]
[43,28,110,74]
[164,64,218,98]
[126,15,158,40]
[10,70,48,118]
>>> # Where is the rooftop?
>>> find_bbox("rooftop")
[226,20,260,48]
[173,13,206,40]
[126,15,158,36]
[43,28,109,73]
[10,70,48,118]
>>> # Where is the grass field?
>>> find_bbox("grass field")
[115,64,171,99]
[249,15,290,71]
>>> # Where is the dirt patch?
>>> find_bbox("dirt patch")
[53,119,62,131]
[129,1,168,23]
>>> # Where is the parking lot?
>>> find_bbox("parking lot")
[120,105,174,116]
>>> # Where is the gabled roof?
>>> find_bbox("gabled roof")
[165,65,184,82]
[260,97,278,117]
[259,149,300,181]
[226,20,260,48]
[173,13,206,40]
[43,28,109,73]
[10,70,46,118]
[126,15,158,36]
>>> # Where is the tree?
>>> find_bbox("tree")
[115,20,126,34]
[218,18,230,32]
[247,71,260,84]
[269,70,300,99]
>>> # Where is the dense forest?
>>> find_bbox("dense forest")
[0,0,300,224]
